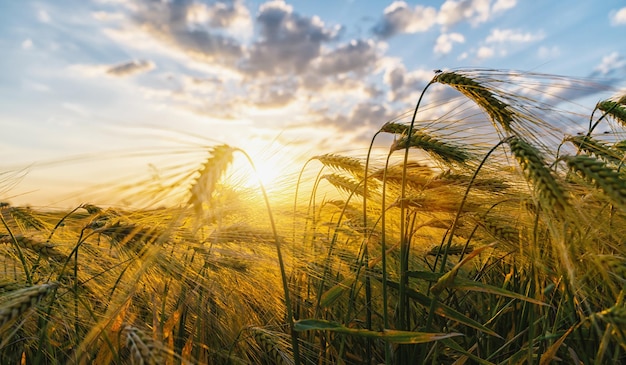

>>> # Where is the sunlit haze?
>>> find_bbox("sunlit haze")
[1,0,625,207]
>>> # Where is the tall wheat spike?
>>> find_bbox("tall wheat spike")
[0,283,58,327]
[564,154,626,211]
[379,121,410,135]
[434,71,514,134]
[508,137,569,211]
[313,154,365,178]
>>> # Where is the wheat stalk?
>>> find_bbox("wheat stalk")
[508,137,569,211]
[434,71,514,134]
[564,154,626,211]
[0,282,58,327]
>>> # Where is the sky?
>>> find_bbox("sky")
[1,0,626,207]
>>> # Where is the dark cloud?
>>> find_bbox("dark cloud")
[132,0,244,64]
[106,59,154,76]
[322,101,397,132]
[241,1,341,75]
[315,39,378,76]
[194,0,250,29]
[384,65,433,102]
[249,77,300,108]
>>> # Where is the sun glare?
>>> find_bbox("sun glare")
[246,159,282,189]
[230,147,301,195]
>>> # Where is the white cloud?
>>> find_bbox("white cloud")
[21,39,33,50]
[372,1,437,38]
[186,0,252,38]
[92,11,125,21]
[537,46,560,60]
[373,0,517,38]
[438,0,491,28]
[485,28,544,43]
[595,52,626,75]
[476,46,495,60]
[434,32,465,54]
[37,9,51,23]
[243,0,341,75]
[492,0,517,13]
[610,7,626,26]
[130,0,244,66]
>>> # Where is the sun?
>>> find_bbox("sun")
[246,158,283,189]
[230,148,300,195]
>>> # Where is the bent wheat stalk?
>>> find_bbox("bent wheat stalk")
[434,71,514,135]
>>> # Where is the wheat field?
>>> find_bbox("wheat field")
[2,69,626,364]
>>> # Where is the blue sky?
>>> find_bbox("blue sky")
[1,0,626,206]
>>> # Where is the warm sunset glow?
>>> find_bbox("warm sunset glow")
[2,3,626,364]
[241,157,284,190]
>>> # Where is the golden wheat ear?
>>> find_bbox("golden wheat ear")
[0,283,58,328]
[121,325,164,365]
[313,153,365,179]
[391,130,475,166]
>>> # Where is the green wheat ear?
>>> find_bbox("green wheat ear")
[508,137,569,212]
[564,154,626,211]
[565,135,624,165]
[434,71,514,134]
[597,99,626,126]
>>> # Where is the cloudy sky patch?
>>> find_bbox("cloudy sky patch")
[1,0,625,205]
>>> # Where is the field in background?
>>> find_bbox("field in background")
[2,70,626,364]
